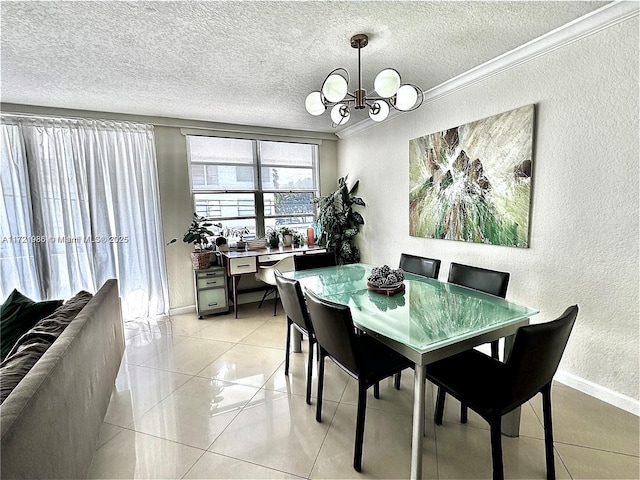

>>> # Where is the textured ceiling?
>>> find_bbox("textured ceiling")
[1,1,609,133]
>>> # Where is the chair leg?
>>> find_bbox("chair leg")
[316,352,325,422]
[434,387,446,425]
[373,382,380,399]
[460,402,468,423]
[542,383,556,480]
[273,289,279,316]
[284,318,292,376]
[354,382,367,472]
[258,288,270,308]
[394,371,401,390]
[305,337,314,405]
[490,340,500,360]
[490,418,505,480]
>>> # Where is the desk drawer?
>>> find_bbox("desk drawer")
[198,288,227,313]
[197,276,224,289]
[258,253,288,263]
[196,268,224,280]
[229,257,257,275]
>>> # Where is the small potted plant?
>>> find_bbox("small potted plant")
[224,226,250,249]
[292,231,303,247]
[167,213,217,270]
[266,227,280,248]
[279,226,294,247]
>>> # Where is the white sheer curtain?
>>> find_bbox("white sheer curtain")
[0,115,169,319]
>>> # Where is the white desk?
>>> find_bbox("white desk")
[220,244,326,319]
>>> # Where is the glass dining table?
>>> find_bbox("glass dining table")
[284,263,539,480]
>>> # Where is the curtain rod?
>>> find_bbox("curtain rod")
[0,110,337,141]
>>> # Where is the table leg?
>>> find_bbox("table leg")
[232,275,239,319]
[502,333,521,436]
[411,363,425,480]
[292,328,302,353]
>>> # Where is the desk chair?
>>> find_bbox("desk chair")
[274,270,316,404]
[304,289,413,472]
[427,305,578,480]
[255,255,294,315]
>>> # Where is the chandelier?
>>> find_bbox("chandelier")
[305,33,424,127]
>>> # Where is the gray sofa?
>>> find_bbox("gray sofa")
[1,279,125,479]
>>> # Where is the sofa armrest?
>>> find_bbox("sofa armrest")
[1,279,125,479]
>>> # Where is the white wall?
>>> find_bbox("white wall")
[337,18,639,407]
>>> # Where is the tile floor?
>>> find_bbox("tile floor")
[89,301,639,479]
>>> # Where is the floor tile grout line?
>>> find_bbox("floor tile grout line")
[553,440,640,458]
[179,449,209,480]
[553,445,575,480]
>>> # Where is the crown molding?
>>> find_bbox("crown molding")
[336,1,639,140]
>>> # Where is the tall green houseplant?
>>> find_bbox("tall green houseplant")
[313,176,365,264]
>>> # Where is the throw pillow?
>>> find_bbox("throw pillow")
[0,290,62,360]
[4,291,93,358]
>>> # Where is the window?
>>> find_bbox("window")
[187,136,319,240]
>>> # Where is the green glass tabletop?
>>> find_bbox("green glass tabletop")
[285,264,539,354]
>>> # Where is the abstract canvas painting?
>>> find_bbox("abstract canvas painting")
[409,104,534,247]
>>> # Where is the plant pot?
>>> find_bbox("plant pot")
[191,251,211,270]
[283,234,293,247]
[269,238,280,248]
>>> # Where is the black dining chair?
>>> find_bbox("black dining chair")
[399,253,441,279]
[304,288,413,472]
[294,251,337,271]
[274,270,316,404]
[427,305,578,480]
[449,263,510,359]
[440,262,511,421]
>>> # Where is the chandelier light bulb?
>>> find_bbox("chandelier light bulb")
[322,74,348,103]
[369,100,390,122]
[305,92,325,116]
[395,85,419,111]
[331,103,350,125]
[374,69,401,98]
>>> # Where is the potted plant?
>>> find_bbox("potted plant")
[292,231,303,247]
[279,226,294,246]
[266,227,280,248]
[167,213,218,269]
[224,226,250,249]
[312,175,365,264]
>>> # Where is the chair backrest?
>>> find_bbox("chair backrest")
[273,255,295,273]
[294,251,337,271]
[448,262,510,298]
[399,253,441,279]
[274,270,314,335]
[255,255,295,285]
[505,305,579,409]
[304,288,360,375]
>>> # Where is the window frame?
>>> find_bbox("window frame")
[187,136,319,239]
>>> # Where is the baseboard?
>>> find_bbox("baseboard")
[555,369,640,416]
[168,305,196,315]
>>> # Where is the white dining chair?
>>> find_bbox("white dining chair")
[255,255,295,315]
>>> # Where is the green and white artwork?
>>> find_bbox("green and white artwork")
[409,105,534,248]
